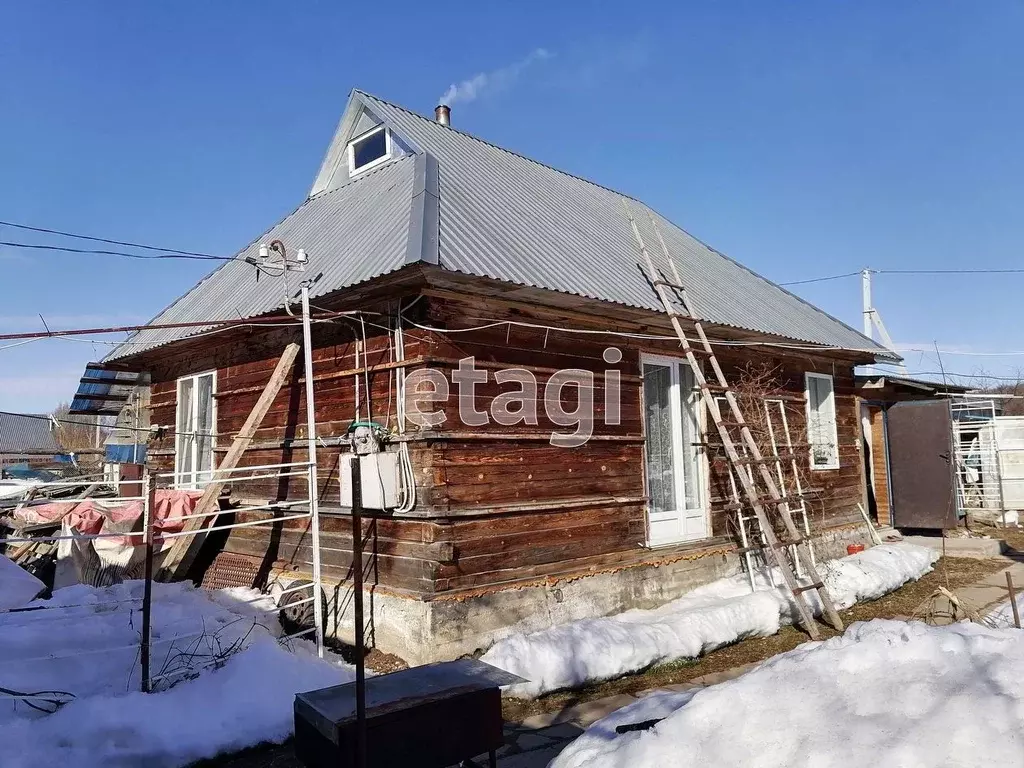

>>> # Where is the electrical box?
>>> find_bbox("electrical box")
[339,452,400,510]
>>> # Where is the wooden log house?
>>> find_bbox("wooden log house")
[91,91,898,663]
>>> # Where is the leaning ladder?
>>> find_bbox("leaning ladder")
[764,399,816,573]
[624,200,843,639]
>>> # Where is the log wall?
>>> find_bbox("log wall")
[140,289,871,598]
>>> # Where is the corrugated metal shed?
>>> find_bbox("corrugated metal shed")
[107,89,893,362]
[0,412,62,454]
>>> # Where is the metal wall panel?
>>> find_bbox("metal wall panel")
[359,91,888,355]
[107,156,415,360]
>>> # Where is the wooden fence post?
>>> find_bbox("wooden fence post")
[1007,572,1021,630]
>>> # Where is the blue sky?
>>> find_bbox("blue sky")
[2,1,1023,412]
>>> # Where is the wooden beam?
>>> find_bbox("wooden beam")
[156,342,301,582]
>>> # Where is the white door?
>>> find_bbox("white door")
[641,355,707,545]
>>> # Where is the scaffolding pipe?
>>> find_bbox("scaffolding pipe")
[300,279,324,660]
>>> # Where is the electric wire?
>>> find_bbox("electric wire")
[0,219,227,259]
[0,240,233,262]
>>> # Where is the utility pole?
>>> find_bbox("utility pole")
[861,268,873,340]
[265,240,324,659]
[296,249,325,660]
[860,268,908,376]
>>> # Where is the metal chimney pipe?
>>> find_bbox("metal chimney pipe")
[435,104,451,126]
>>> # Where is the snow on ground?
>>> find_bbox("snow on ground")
[551,620,1024,768]
[0,554,45,609]
[0,579,352,768]
[986,591,1024,629]
[482,543,938,697]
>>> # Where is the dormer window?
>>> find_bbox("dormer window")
[348,126,392,176]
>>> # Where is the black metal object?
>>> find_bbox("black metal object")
[294,659,523,768]
[141,479,155,693]
[615,718,662,734]
[886,400,958,529]
[350,456,366,768]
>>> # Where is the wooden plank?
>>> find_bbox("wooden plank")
[157,342,301,581]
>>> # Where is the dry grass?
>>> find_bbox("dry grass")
[500,555,1007,722]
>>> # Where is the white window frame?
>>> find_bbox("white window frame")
[805,372,840,471]
[640,353,710,546]
[347,125,393,177]
[174,370,217,489]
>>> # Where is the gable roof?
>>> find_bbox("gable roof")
[108,89,894,361]
[0,412,61,454]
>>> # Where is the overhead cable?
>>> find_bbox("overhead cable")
[0,219,225,260]
[0,240,233,262]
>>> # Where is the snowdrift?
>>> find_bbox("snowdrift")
[482,543,938,697]
[551,620,1024,768]
[0,553,46,609]
[0,579,352,767]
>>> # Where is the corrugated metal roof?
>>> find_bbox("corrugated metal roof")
[107,155,416,360]
[355,91,889,356]
[108,89,892,361]
[0,412,62,454]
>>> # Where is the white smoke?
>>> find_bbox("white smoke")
[439,48,553,107]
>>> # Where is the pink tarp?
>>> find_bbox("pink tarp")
[22,489,202,544]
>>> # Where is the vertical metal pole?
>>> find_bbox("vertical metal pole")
[300,281,324,659]
[861,268,873,340]
[141,471,155,693]
[350,457,367,768]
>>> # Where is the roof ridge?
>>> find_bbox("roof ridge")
[353,89,639,202]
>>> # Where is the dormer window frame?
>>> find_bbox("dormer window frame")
[347,125,393,178]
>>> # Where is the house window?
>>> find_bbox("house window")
[805,372,839,470]
[347,126,391,176]
[175,371,216,488]
[641,355,708,545]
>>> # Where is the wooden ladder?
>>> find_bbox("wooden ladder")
[623,200,843,639]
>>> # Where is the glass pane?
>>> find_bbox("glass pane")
[678,365,701,508]
[195,374,215,483]
[808,376,836,466]
[177,378,194,486]
[352,129,387,170]
[643,364,676,513]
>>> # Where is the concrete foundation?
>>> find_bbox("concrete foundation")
[902,534,1007,559]
[300,523,876,665]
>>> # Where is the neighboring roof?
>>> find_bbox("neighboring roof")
[108,89,895,361]
[70,363,150,416]
[855,372,973,396]
[0,412,62,454]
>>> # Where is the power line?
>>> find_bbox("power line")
[0,240,234,262]
[778,271,861,286]
[897,347,1024,357]
[903,370,1024,383]
[877,268,1024,276]
[0,219,225,260]
[0,312,343,342]
[0,409,204,440]
[780,267,1024,286]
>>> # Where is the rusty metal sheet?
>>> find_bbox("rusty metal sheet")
[886,400,957,529]
[200,551,261,590]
